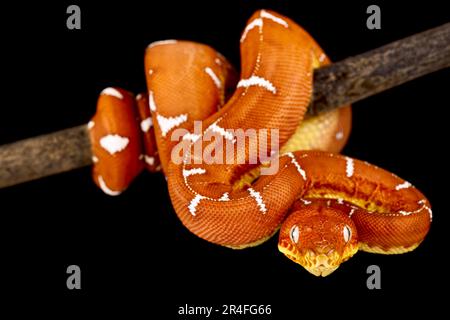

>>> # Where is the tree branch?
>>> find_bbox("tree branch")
[0,23,449,188]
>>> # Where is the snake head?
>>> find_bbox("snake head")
[278,199,359,277]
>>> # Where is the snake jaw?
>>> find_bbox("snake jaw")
[303,245,359,276]
[278,242,357,277]
[305,254,339,277]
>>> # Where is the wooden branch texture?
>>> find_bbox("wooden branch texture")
[0,23,449,188]
[0,125,92,188]
[309,22,450,115]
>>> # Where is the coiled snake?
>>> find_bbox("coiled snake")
[88,10,431,276]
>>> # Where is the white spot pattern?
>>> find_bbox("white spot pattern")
[140,117,153,132]
[149,91,157,112]
[240,18,263,42]
[260,10,289,27]
[319,53,326,63]
[183,168,206,177]
[300,199,312,205]
[286,152,307,180]
[101,88,123,99]
[188,194,204,216]
[240,11,288,43]
[145,155,155,166]
[156,113,188,137]
[98,175,121,196]
[219,192,229,201]
[147,39,177,49]
[346,157,354,177]
[395,181,412,191]
[349,208,356,217]
[425,206,433,221]
[400,200,433,221]
[100,134,129,155]
[87,121,95,130]
[248,188,267,214]
[237,76,277,94]
[207,121,235,141]
[204,67,221,89]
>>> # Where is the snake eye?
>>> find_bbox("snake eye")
[343,225,352,243]
[290,225,300,244]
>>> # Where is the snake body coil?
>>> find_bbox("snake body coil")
[88,10,431,276]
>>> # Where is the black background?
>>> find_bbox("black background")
[1,0,449,317]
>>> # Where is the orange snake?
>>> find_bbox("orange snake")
[88,10,431,276]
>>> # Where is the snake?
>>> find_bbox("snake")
[88,10,431,276]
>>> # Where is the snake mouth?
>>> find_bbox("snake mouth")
[305,264,339,277]
[299,251,342,277]
[278,240,343,277]
[278,240,302,263]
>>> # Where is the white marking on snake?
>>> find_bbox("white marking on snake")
[349,208,356,217]
[147,39,177,49]
[139,154,144,160]
[149,69,154,75]
[204,67,221,89]
[101,87,123,99]
[188,194,204,216]
[149,91,157,112]
[92,156,98,163]
[98,175,121,196]
[183,168,206,177]
[260,10,289,27]
[248,188,267,214]
[240,18,263,42]
[337,198,344,204]
[219,192,230,201]
[87,121,95,130]
[300,199,311,205]
[418,200,433,221]
[215,58,222,65]
[335,130,344,140]
[145,156,155,166]
[136,93,143,100]
[237,76,277,94]
[319,53,326,63]
[140,117,153,132]
[207,121,235,141]
[286,152,306,180]
[425,206,432,221]
[346,157,354,177]
[156,113,188,137]
[183,133,201,143]
[395,181,412,190]
[399,204,428,216]
[100,134,129,155]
